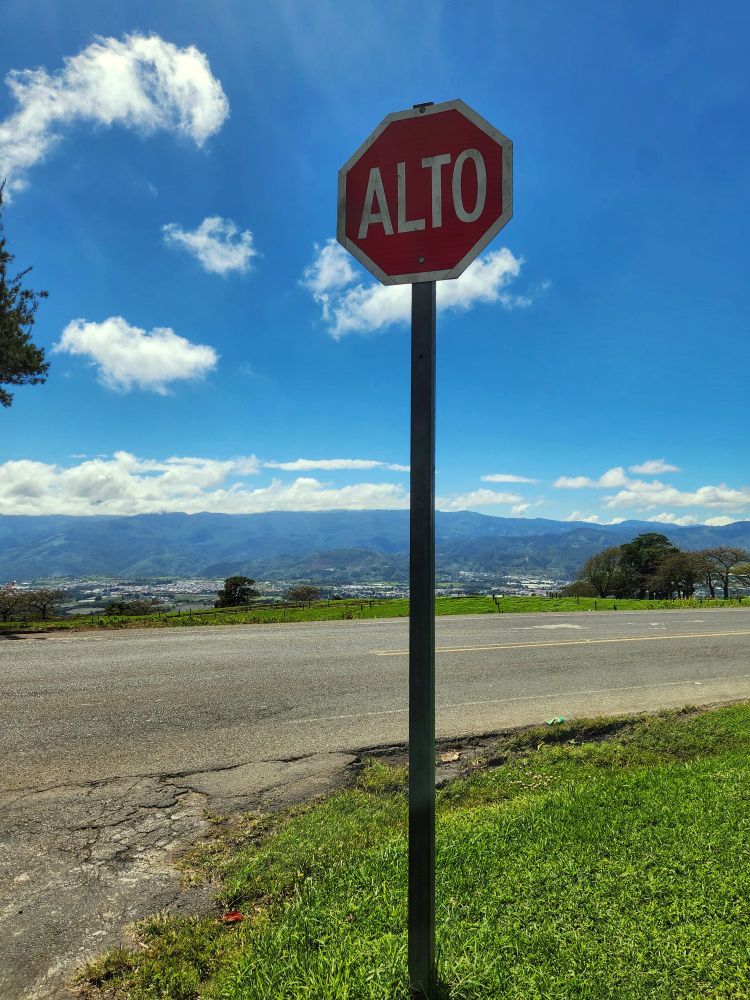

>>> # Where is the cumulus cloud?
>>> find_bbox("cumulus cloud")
[301,240,359,320]
[649,512,701,526]
[264,458,409,472]
[554,467,629,489]
[162,217,257,275]
[481,473,538,484]
[436,489,522,512]
[510,503,530,516]
[564,511,600,523]
[0,33,228,194]
[603,481,750,511]
[302,239,532,338]
[0,452,410,516]
[628,459,681,475]
[564,511,629,524]
[554,463,750,517]
[54,316,218,393]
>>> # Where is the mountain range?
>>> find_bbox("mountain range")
[2,511,749,583]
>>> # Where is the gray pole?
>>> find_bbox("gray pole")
[408,279,436,998]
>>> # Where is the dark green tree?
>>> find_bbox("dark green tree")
[215,575,259,608]
[647,551,709,599]
[619,532,678,598]
[576,546,624,597]
[559,580,598,598]
[0,182,49,407]
[284,584,321,606]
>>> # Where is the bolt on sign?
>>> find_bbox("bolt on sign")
[337,99,512,1000]
[337,99,512,284]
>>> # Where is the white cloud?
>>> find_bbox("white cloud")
[554,462,750,519]
[555,476,593,489]
[302,240,532,338]
[554,467,629,489]
[54,316,218,393]
[603,481,750,511]
[0,452,410,516]
[3,451,747,524]
[0,33,228,194]
[481,473,539,484]
[649,513,701,526]
[705,516,737,527]
[564,512,629,525]
[628,459,681,475]
[436,489,522,512]
[265,458,408,472]
[598,467,630,488]
[301,240,359,324]
[564,511,601,523]
[162,217,257,275]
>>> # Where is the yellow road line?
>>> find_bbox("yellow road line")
[373,629,750,657]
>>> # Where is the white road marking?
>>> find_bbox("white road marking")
[511,624,585,631]
[284,672,750,726]
[372,628,750,657]
[627,620,702,625]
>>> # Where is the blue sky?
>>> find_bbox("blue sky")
[1,0,748,526]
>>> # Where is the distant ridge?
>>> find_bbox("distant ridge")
[1,511,748,582]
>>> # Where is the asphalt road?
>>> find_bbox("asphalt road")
[2,607,750,998]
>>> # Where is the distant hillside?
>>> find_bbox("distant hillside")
[1,511,748,583]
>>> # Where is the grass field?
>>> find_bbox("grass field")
[2,594,746,633]
[79,702,750,999]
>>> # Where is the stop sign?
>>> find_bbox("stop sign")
[337,99,512,285]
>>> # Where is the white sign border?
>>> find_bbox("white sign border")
[337,99,513,286]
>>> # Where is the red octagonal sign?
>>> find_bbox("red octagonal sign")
[337,99,512,285]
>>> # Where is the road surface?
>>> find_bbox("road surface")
[1,608,749,997]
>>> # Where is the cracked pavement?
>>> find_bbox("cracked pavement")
[0,751,358,1000]
[2,610,749,998]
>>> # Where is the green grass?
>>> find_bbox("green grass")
[3,594,747,634]
[78,702,750,999]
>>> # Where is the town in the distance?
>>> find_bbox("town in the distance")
[2,510,748,621]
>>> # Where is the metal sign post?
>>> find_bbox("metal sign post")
[337,98,512,1000]
[408,279,437,997]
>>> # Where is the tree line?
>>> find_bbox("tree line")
[0,586,67,621]
[214,576,321,608]
[0,577,327,624]
[564,533,750,600]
